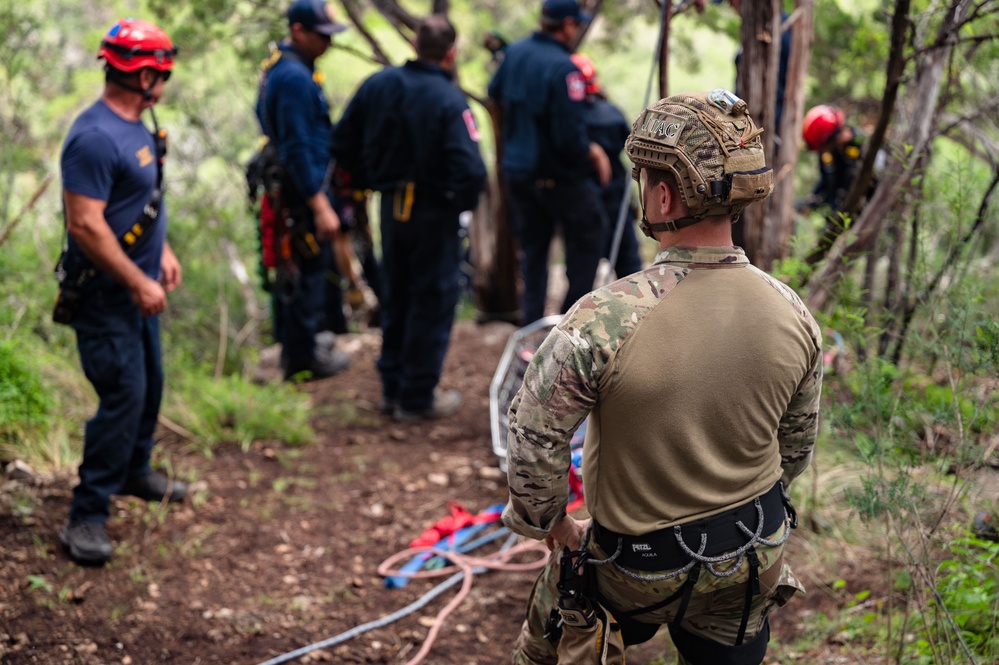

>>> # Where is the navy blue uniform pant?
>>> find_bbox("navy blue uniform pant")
[600,180,643,278]
[71,284,162,524]
[506,178,606,325]
[274,227,330,372]
[377,194,461,411]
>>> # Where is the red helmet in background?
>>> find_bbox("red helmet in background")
[802,104,845,151]
[570,53,601,95]
[98,18,177,73]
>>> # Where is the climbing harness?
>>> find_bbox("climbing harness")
[569,482,796,663]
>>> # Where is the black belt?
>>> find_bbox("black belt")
[592,481,788,572]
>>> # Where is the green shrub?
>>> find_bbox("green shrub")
[0,340,51,455]
[164,372,315,454]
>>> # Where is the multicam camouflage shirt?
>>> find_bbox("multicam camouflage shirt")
[502,246,823,540]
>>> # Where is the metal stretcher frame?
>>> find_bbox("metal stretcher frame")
[489,315,564,472]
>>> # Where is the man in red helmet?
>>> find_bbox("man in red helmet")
[56,17,187,565]
[799,104,869,212]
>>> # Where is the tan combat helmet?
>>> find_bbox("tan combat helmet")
[625,89,773,236]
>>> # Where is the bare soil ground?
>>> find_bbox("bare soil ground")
[1,320,895,665]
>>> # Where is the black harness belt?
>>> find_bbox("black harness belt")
[588,481,795,659]
[592,481,788,572]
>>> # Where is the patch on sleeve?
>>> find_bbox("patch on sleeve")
[462,109,481,142]
[566,71,586,102]
[524,329,577,404]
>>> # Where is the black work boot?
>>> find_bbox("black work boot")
[283,350,351,381]
[60,521,113,565]
[122,471,187,503]
[393,389,462,422]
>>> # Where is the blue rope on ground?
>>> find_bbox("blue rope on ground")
[253,527,514,665]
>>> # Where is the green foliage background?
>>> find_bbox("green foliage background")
[1,2,998,660]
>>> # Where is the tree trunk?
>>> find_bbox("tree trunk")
[760,1,814,270]
[806,0,966,312]
[469,100,520,323]
[735,0,778,266]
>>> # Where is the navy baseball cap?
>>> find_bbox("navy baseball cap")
[287,0,348,36]
[542,0,592,23]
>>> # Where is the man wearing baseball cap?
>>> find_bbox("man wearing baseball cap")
[253,0,352,380]
[488,0,611,326]
[286,0,348,36]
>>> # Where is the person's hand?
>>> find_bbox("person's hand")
[131,275,167,316]
[589,142,612,187]
[160,244,182,293]
[313,203,341,242]
[545,515,590,553]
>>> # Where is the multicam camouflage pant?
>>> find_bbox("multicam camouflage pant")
[512,523,803,665]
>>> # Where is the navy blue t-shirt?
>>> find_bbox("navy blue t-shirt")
[60,100,167,279]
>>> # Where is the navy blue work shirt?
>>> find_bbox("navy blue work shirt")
[487,32,591,182]
[61,100,167,280]
[255,44,333,202]
[584,96,631,186]
[332,60,486,212]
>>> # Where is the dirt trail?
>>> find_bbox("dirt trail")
[1,321,875,664]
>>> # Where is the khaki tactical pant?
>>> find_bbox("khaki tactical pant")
[512,523,803,665]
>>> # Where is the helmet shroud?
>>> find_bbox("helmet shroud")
[625,90,773,227]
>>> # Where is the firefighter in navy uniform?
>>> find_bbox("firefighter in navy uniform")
[799,104,868,212]
[56,18,188,565]
[571,52,643,279]
[332,15,486,422]
[255,0,351,381]
[488,0,612,325]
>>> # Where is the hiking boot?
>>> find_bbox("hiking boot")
[60,521,113,565]
[122,471,187,503]
[379,397,398,415]
[283,350,351,381]
[393,389,462,423]
[315,330,337,351]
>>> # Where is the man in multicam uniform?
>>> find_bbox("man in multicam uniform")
[503,90,823,665]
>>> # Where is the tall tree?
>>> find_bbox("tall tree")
[805,0,997,316]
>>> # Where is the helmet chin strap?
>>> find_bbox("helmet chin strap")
[636,188,700,239]
[106,67,166,163]
[107,67,162,102]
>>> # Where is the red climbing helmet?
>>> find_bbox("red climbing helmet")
[98,18,177,73]
[570,53,601,95]
[802,104,845,151]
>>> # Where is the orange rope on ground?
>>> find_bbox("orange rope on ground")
[377,539,550,665]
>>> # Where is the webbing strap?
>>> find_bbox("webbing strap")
[671,562,701,627]
[735,547,761,645]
